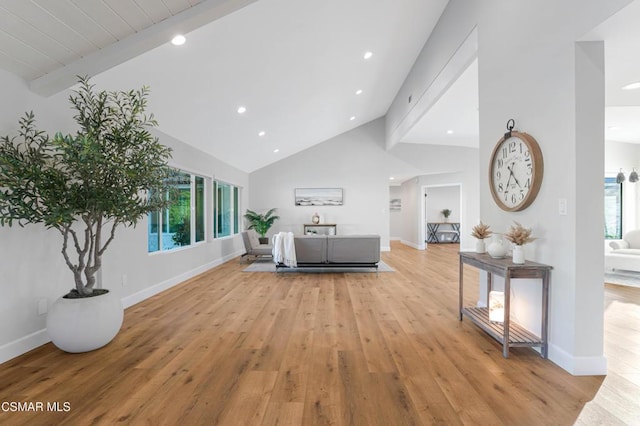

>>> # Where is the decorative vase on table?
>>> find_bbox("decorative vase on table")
[475,239,486,254]
[487,234,507,259]
[512,245,525,264]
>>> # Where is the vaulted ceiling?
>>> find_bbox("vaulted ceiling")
[0,0,449,173]
[2,0,640,177]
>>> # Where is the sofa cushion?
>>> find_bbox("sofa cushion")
[294,235,327,263]
[610,240,629,250]
[608,248,640,256]
[624,229,640,248]
[326,235,380,263]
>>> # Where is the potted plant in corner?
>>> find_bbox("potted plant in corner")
[0,76,175,353]
[244,208,280,244]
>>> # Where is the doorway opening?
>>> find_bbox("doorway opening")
[422,183,462,247]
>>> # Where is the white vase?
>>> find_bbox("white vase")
[487,234,507,258]
[512,245,525,264]
[475,239,486,254]
[46,289,123,353]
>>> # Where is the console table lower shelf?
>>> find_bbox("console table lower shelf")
[461,307,544,349]
[459,251,551,358]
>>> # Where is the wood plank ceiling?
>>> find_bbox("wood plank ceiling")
[0,0,201,81]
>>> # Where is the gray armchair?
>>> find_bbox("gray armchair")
[241,231,273,263]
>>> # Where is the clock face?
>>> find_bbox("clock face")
[489,131,543,211]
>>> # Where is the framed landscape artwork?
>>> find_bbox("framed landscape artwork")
[295,188,343,206]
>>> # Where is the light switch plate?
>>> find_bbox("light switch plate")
[558,198,568,216]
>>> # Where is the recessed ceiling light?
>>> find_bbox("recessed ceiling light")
[355,89,363,95]
[363,51,373,60]
[350,116,356,121]
[258,131,266,137]
[622,81,640,90]
[237,106,247,114]
[171,35,186,46]
[273,149,280,153]
[447,130,454,134]
[390,177,395,180]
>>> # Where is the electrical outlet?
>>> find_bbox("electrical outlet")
[121,274,128,287]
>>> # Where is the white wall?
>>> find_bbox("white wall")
[399,178,421,249]
[389,186,403,240]
[387,0,633,375]
[249,118,411,251]
[426,186,460,223]
[0,73,249,363]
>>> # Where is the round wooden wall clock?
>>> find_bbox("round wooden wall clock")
[489,122,544,212]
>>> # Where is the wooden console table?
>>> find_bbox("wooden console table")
[458,252,551,358]
[303,224,337,235]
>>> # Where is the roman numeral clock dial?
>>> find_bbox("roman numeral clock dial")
[489,128,544,212]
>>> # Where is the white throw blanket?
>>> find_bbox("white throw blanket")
[272,232,297,267]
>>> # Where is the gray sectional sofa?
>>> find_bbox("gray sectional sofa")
[276,234,380,271]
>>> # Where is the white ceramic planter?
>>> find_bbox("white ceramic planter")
[46,289,123,353]
[475,239,486,254]
[512,245,525,264]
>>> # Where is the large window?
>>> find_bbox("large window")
[604,177,622,240]
[214,181,240,238]
[148,171,206,252]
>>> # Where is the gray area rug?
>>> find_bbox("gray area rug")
[243,260,394,273]
[604,270,640,288]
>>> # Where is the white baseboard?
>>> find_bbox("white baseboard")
[0,329,51,365]
[121,249,242,309]
[381,245,391,252]
[548,343,607,375]
[401,239,425,250]
[0,249,243,366]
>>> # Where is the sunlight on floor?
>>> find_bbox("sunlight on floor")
[575,286,640,424]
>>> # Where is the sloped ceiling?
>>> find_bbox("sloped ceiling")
[0,0,450,173]
[403,1,640,151]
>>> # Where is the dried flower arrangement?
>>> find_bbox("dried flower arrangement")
[504,221,536,246]
[471,221,493,239]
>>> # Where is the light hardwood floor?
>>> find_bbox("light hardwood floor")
[0,242,637,425]
[576,283,640,424]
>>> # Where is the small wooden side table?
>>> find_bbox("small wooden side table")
[303,224,337,235]
[459,251,552,358]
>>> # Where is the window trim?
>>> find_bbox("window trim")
[148,169,209,253]
[604,176,623,240]
[213,179,241,239]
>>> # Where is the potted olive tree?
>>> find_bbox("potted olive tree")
[0,77,175,353]
[244,208,280,244]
